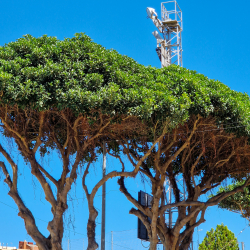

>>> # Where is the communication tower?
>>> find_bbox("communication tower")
[147,1,183,67]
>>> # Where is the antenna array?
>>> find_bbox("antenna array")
[147,1,183,67]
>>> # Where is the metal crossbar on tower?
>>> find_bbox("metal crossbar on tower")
[147,1,183,67]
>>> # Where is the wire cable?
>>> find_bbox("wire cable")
[0,200,88,237]
[220,223,249,250]
[141,240,150,248]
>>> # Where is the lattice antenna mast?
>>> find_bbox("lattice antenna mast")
[147,1,183,67]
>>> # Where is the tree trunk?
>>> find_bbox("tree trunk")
[179,232,194,250]
[8,190,51,250]
[47,211,65,250]
[87,207,99,250]
[149,241,158,250]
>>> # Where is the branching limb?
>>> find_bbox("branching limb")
[173,206,202,238]
[190,151,204,187]
[0,160,49,250]
[201,182,221,195]
[1,119,30,151]
[139,167,155,183]
[82,161,92,198]
[37,164,59,188]
[107,152,125,172]
[207,177,250,206]
[159,178,250,214]
[162,117,201,173]
[60,152,81,202]
[0,161,13,189]
[0,143,18,190]
[118,177,151,216]
[130,208,152,238]
[27,155,57,209]
[178,208,206,245]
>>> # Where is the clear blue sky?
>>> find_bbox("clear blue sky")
[0,0,250,249]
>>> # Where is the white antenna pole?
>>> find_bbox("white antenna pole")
[101,141,106,250]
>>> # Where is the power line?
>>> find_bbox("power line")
[105,240,135,250]
[220,223,250,250]
[0,199,88,237]
[112,229,136,233]
[0,201,18,211]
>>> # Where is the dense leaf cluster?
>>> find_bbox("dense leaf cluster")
[1,33,250,136]
[218,181,250,218]
[199,224,239,250]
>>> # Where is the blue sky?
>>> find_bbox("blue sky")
[0,0,250,249]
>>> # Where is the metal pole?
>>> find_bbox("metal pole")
[183,178,186,200]
[175,0,177,20]
[111,231,113,250]
[169,182,172,228]
[163,182,166,250]
[197,228,199,248]
[241,242,245,250]
[101,141,106,250]
[177,26,180,66]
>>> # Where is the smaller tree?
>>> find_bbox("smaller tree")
[199,224,239,250]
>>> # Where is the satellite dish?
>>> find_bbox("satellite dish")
[146,7,158,18]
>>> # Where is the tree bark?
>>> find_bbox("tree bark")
[87,207,99,250]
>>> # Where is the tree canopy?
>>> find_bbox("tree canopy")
[199,224,239,250]
[1,33,250,134]
[1,34,250,250]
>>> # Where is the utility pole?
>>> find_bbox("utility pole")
[169,183,172,228]
[241,242,245,250]
[101,141,106,250]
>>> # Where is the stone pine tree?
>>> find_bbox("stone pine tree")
[1,34,250,250]
[199,224,239,250]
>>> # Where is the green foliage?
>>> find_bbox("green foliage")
[1,33,250,136]
[217,181,250,218]
[199,224,239,250]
